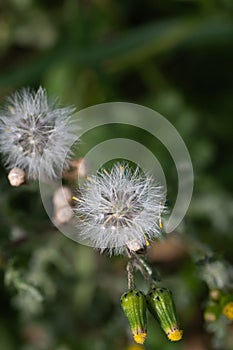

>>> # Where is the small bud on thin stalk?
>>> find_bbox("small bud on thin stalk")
[146,287,183,342]
[53,186,73,209]
[8,167,25,186]
[63,158,89,180]
[121,289,147,344]
[53,205,73,225]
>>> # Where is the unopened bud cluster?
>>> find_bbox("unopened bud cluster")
[121,285,182,344]
[53,186,73,225]
[120,251,182,345]
[204,289,233,322]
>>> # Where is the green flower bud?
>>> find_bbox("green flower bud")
[146,287,183,341]
[121,289,147,344]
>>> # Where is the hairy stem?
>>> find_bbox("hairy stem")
[131,251,161,287]
[126,260,135,290]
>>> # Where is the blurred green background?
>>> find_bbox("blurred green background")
[0,1,233,349]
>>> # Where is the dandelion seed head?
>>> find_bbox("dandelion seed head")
[0,87,78,180]
[74,163,166,255]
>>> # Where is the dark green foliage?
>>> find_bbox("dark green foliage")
[0,1,233,349]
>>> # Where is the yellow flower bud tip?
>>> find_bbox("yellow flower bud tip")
[167,327,183,341]
[222,302,233,320]
[133,332,147,344]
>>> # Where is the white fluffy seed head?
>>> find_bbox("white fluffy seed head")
[0,87,78,180]
[73,163,166,255]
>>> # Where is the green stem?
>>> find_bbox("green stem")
[126,261,135,290]
[131,252,161,287]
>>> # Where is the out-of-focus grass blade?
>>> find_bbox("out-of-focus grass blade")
[0,15,232,88]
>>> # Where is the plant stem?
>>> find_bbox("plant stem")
[126,260,135,290]
[131,252,161,287]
